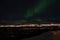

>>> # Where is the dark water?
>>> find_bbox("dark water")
[0,27,53,40]
[21,32,53,40]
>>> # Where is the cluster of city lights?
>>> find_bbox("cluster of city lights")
[0,24,60,27]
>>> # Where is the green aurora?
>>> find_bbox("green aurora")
[20,0,56,23]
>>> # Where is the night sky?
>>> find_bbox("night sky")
[0,0,39,21]
[0,0,59,23]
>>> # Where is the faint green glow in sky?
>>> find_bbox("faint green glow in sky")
[25,9,34,18]
[20,0,56,23]
[35,19,43,22]
[31,19,43,23]
[24,0,56,18]
[19,19,43,23]
[20,20,28,23]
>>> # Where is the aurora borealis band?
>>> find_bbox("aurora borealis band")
[0,0,57,23]
[25,0,56,18]
[20,0,56,23]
